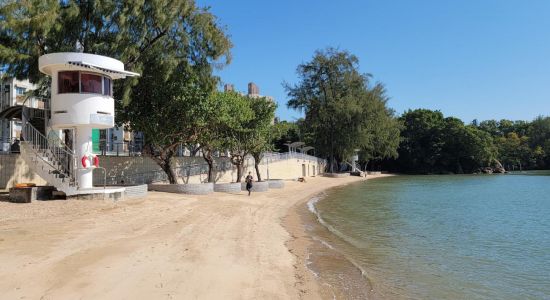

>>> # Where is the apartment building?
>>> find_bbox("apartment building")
[0,77,44,151]
[224,82,277,124]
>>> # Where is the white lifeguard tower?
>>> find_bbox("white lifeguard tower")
[19,52,139,197]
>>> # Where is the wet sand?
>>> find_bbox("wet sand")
[284,175,394,300]
[0,175,388,299]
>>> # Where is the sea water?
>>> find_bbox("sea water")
[308,172,550,299]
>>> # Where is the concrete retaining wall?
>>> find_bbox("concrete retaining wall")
[267,179,285,189]
[148,183,214,195]
[94,155,325,186]
[324,172,350,178]
[2,153,326,190]
[213,182,241,194]
[241,181,269,192]
[124,184,148,198]
[0,155,48,191]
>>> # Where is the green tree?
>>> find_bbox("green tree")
[478,120,502,137]
[1,0,232,183]
[286,48,400,172]
[397,109,445,173]
[396,110,495,174]
[0,1,231,100]
[197,91,253,183]
[495,132,532,170]
[357,84,401,169]
[247,97,277,181]
[458,125,496,172]
[270,121,301,153]
[118,56,220,183]
[224,95,275,182]
[529,116,550,149]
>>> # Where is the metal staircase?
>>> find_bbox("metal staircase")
[20,97,78,195]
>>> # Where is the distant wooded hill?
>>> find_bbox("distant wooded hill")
[383,109,550,174]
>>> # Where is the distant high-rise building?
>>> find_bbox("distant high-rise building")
[248,82,259,96]
[224,84,234,92]
[224,81,276,124]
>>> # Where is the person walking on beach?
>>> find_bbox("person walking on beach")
[245,172,254,196]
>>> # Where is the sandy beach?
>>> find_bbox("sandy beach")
[0,175,387,299]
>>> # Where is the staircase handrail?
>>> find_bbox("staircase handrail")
[21,96,77,186]
[345,161,361,172]
[21,122,68,172]
[30,96,73,153]
[24,96,75,154]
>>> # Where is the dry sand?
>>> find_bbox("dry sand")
[0,175,388,299]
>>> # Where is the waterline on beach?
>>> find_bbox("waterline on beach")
[301,192,381,299]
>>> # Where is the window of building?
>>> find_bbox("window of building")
[103,77,111,96]
[58,71,79,93]
[58,71,112,96]
[99,129,107,140]
[81,73,103,94]
[15,87,26,95]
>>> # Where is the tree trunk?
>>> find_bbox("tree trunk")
[161,160,177,184]
[330,130,335,173]
[230,154,245,182]
[203,150,215,183]
[236,163,243,182]
[252,153,262,181]
[255,162,262,182]
[191,145,201,157]
[145,144,177,184]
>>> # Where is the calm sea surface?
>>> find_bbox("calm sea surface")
[312,171,550,299]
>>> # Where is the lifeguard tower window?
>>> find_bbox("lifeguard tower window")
[103,77,111,96]
[58,71,112,96]
[81,73,102,94]
[58,71,79,93]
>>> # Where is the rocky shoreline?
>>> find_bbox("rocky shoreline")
[475,160,506,174]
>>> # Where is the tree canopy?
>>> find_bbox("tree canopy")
[387,109,550,174]
[0,0,231,96]
[222,94,276,182]
[478,116,550,170]
[393,109,496,174]
[197,91,253,183]
[1,0,232,183]
[285,48,401,172]
[270,120,302,153]
[247,97,277,181]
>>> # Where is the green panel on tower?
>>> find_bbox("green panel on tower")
[92,128,100,154]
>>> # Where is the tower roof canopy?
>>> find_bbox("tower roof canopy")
[39,52,139,79]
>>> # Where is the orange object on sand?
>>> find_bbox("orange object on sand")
[15,183,36,188]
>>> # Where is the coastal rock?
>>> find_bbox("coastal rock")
[492,160,506,174]
[481,167,493,174]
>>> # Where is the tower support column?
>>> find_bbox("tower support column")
[76,127,93,189]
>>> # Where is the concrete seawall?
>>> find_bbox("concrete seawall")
[1,154,326,190]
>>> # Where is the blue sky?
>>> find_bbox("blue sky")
[197,0,550,123]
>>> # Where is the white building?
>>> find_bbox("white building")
[35,52,139,190]
[0,77,43,151]
[0,75,143,156]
